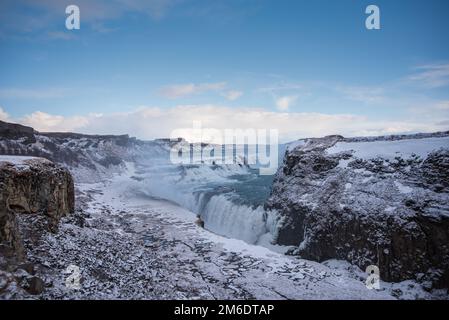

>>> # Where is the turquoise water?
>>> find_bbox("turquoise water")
[136,143,286,243]
[225,170,275,208]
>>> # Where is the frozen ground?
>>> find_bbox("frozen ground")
[327,136,449,160]
[0,155,40,164]
[0,155,50,170]
[13,164,441,300]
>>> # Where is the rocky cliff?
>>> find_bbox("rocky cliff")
[0,120,152,182]
[0,156,74,296]
[0,120,216,183]
[266,133,449,288]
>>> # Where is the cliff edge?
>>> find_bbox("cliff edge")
[266,133,449,288]
[0,156,74,296]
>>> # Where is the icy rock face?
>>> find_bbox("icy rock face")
[0,121,36,144]
[0,156,74,227]
[0,156,74,296]
[0,120,150,182]
[266,133,449,287]
[0,156,74,260]
[0,188,24,261]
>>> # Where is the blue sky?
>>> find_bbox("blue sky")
[0,0,448,141]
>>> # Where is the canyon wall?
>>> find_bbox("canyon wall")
[0,156,74,295]
[266,133,449,288]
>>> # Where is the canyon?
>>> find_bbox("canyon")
[0,119,448,299]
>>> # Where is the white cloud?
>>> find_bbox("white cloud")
[160,82,227,99]
[222,90,243,101]
[275,96,297,111]
[336,86,385,104]
[160,84,196,98]
[408,100,449,114]
[409,63,449,88]
[435,101,449,110]
[257,83,303,93]
[6,105,446,143]
[21,111,89,132]
[0,107,10,121]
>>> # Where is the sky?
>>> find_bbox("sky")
[0,0,449,142]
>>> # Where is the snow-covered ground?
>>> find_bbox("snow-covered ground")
[0,155,40,164]
[0,155,49,168]
[327,136,449,160]
[24,164,440,300]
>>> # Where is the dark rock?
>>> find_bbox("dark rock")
[267,133,449,288]
[0,158,74,226]
[0,156,75,297]
[0,120,145,182]
[25,276,44,295]
[0,120,36,144]
[18,263,35,275]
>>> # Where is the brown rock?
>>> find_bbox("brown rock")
[0,156,74,276]
[26,276,44,295]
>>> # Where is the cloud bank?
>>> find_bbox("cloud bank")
[409,63,449,88]
[0,107,10,121]
[2,105,447,144]
[159,82,243,101]
[275,96,297,111]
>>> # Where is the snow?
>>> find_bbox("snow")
[394,181,414,194]
[327,136,449,160]
[2,133,446,300]
[2,156,440,299]
[362,176,373,183]
[337,158,351,169]
[0,155,50,171]
[0,155,41,165]
[286,139,306,151]
[73,171,403,299]
[384,206,396,213]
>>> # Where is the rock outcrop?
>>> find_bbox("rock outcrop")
[266,133,449,288]
[0,156,74,227]
[0,120,172,183]
[0,121,36,144]
[0,156,74,296]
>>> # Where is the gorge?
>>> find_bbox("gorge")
[1,119,448,299]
